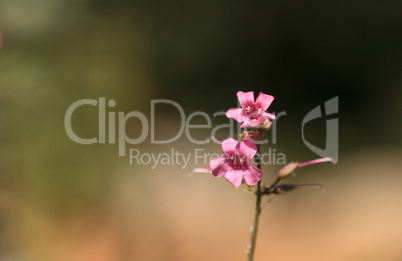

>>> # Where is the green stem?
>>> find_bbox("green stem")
[247,145,263,261]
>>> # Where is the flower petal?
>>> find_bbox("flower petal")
[237,91,255,107]
[224,170,243,187]
[238,139,257,161]
[209,157,228,177]
[221,138,238,155]
[226,108,246,123]
[244,165,262,185]
[262,112,276,120]
[255,92,274,111]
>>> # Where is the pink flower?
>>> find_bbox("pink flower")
[226,91,276,128]
[209,138,262,187]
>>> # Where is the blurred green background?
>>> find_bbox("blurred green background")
[1,0,402,260]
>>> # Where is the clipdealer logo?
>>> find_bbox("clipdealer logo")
[64,97,338,167]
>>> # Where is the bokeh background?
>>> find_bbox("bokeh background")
[1,0,402,260]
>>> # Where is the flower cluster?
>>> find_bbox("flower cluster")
[199,91,336,188]
[209,91,276,187]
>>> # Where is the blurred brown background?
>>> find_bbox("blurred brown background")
[0,0,402,260]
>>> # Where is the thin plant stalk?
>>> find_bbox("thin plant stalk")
[247,144,263,261]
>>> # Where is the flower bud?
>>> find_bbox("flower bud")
[240,131,259,141]
[273,184,324,194]
[261,119,272,130]
[273,184,296,194]
[278,162,299,178]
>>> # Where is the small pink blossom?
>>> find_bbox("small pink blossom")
[226,91,276,128]
[209,138,262,187]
